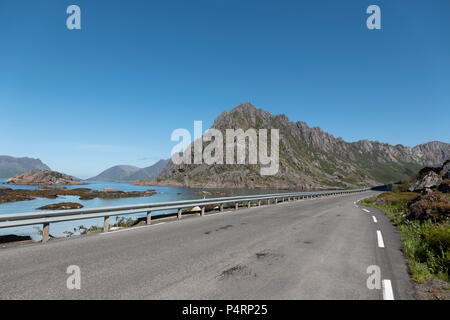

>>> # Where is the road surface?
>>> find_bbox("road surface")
[0,191,416,299]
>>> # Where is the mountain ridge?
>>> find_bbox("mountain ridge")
[0,156,50,179]
[88,159,169,182]
[136,102,449,190]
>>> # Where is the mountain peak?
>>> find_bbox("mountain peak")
[155,103,450,190]
[230,102,257,113]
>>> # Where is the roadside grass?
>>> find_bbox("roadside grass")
[362,192,450,283]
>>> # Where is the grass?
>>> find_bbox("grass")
[362,192,450,283]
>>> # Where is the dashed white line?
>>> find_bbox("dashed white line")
[382,279,394,300]
[376,230,385,248]
[372,216,378,223]
[362,209,370,213]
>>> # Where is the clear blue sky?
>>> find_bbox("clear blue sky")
[0,0,449,178]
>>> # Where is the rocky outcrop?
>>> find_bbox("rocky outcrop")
[408,172,442,193]
[138,102,449,190]
[4,170,86,186]
[37,202,84,210]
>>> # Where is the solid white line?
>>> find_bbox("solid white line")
[372,216,378,223]
[362,209,370,213]
[382,279,394,300]
[376,230,385,248]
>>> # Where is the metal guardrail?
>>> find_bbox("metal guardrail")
[0,188,370,243]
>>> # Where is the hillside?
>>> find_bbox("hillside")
[127,159,170,181]
[0,156,50,178]
[89,159,169,182]
[136,103,449,190]
[88,165,141,182]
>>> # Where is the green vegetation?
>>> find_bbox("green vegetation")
[362,192,449,283]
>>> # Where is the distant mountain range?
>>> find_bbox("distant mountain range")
[136,103,450,190]
[0,156,50,179]
[88,159,169,182]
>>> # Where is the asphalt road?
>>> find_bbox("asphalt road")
[0,191,416,299]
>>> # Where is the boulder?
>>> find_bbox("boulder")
[408,171,442,192]
[189,206,202,212]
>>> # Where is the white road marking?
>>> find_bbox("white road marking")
[376,230,385,248]
[382,279,394,300]
[372,216,378,223]
[101,222,166,235]
[362,209,370,213]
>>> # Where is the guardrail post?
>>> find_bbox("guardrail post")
[201,206,205,216]
[220,203,224,212]
[258,200,261,206]
[177,208,182,220]
[235,202,239,210]
[275,198,278,204]
[247,201,251,208]
[146,211,152,225]
[104,216,109,232]
[42,222,50,243]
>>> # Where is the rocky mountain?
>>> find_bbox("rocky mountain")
[136,103,449,190]
[89,159,169,182]
[4,170,87,185]
[0,156,50,178]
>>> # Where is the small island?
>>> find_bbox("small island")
[37,202,84,210]
[4,170,88,186]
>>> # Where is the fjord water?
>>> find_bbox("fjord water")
[0,180,285,240]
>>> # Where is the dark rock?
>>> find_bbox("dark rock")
[0,234,32,244]
[438,180,450,193]
[37,202,84,210]
[442,160,450,180]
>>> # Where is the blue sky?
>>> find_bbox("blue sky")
[0,0,449,178]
